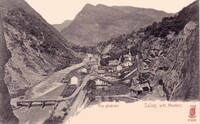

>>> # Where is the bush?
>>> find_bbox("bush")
[144,1,198,38]
[100,58,109,66]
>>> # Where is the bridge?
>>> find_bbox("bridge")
[16,75,90,110]
[16,98,68,109]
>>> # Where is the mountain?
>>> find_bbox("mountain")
[61,4,173,46]
[52,20,72,32]
[0,0,81,98]
[97,1,199,101]
[0,16,19,124]
[0,26,18,123]
[0,0,18,123]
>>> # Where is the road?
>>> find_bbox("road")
[63,75,90,123]
[122,68,138,79]
[65,75,90,100]
[13,56,91,124]
[95,95,140,101]
[13,54,138,124]
[63,63,138,123]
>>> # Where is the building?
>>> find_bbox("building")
[127,38,134,43]
[94,79,110,89]
[132,77,140,85]
[104,72,117,77]
[96,69,106,74]
[98,66,116,73]
[123,61,133,67]
[138,61,149,72]
[89,76,95,80]
[117,72,122,78]
[104,73,117,81]
[124,51,132,61]
[140,83,151,91]
[116,65,123,71]
[122,79,131,84]
[129,84,143,95]
[102,54,111,59]
[109,59,120,66]
[121,51,134,67]
[70,76,79,86]
[81,68,88,74]
[95,79,107,86]
[129,83,151,95]
[95,69,106,77]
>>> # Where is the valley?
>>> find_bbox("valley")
[12,52,142,124]
[0,0,199,124]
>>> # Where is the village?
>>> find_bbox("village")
[14,49,166,123]
[60,50,155,103]
[14,44,167,123]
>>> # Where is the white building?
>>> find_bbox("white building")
[95,79,107,86]
[81,68,88,74]
[70,76,79,86]
[109,59,120,66]
[95,79,109,89]
[123,51,133,63]
[116,65,123,71]
[124,61,133,67]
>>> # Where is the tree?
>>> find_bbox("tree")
[130,46,137,56]
[121,54,125,63]
[100,58,109,66]
[86,80,96,90]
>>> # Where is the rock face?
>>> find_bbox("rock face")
[52,20,72,32]
[98,1,199,101]
[0,1,19,123]
[0,0,81,97]
[61,4,173,46]
[141,21,199,101]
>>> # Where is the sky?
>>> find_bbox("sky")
[24,0,196,24]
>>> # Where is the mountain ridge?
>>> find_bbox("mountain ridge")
[61,4,173,46]
[0,0,81,98]
[52,20,72,32]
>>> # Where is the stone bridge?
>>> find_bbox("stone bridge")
[16,98,68,109]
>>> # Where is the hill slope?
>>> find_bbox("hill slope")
[97,1,199,101]
[52,20,72,32]
[61,4,173,46]
[0,0,81,97]
[0,6,19,124]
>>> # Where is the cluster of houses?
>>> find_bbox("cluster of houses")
[61,52,153,97]
[101,51,135,72]
[129,76,152,96]
[87,51,136,89]
[93,50,154,95]
[107,51,134,68]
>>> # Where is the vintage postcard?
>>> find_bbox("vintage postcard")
[0,0,199,124]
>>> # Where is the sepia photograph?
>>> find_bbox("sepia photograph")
[0,0,199,124]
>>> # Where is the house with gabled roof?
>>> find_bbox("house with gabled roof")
[129,82,151,95]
